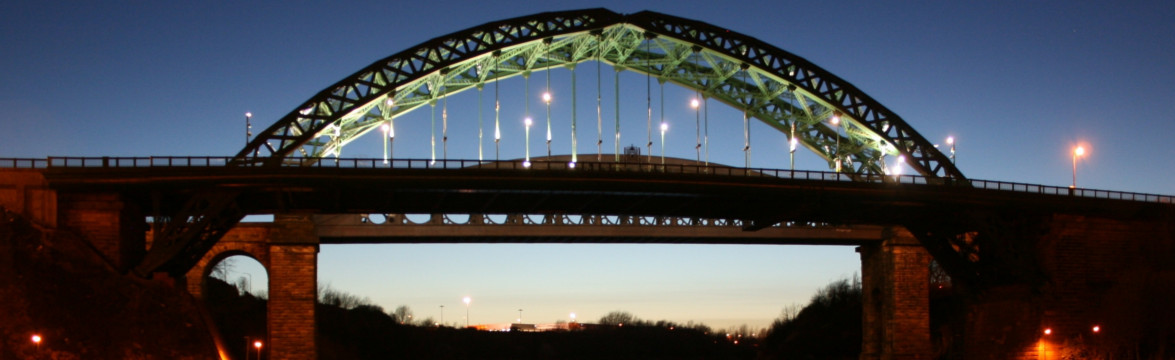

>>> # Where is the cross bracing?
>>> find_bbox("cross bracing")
[235,8,964,180]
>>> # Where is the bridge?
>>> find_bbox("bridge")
[2,8,1174,360]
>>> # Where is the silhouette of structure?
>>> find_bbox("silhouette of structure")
[2,8,1174,360]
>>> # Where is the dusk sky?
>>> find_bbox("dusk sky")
[4,1,1173,330]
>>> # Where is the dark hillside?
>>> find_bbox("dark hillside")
[0,209,217,359]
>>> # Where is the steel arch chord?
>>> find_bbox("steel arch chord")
[232,8,964,180]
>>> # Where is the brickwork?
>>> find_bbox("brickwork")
[0,169,57,227]
[860,226,931,360]
[961,213,1175,359]
[57,192,145,272]
[183,224,273,298]
[268,214,318,360]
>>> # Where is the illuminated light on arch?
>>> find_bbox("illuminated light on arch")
[234,8,964,180]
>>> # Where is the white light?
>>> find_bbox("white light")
[894,155,905,176]
[946,136,954,145]
[386,98,394,106]
[690,98,700,109]
[1075,146,1085,157]
[542,92,551,103]
[661,122,669,132]
[830,114,840,126]
[525,117,533,127]
[568,161,576,169]
[380,123,389,133]
[245,112,252,118]
[523,161,531,168]
[789,137,798,152]
[463,296,471,305]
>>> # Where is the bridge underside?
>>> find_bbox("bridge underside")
[314,213,885,245]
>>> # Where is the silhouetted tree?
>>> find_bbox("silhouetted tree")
[391,305,414,324]
[762,275,862,359]
[599,311,640,326]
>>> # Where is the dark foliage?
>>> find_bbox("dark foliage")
[760,277,862,360]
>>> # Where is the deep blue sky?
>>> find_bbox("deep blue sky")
[4,1,1173,330]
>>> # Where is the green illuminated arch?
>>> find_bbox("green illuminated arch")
[235,8,963,179]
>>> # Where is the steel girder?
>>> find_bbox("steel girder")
[233,8,965,180]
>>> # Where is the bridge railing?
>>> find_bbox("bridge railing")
[2,156,1172,204]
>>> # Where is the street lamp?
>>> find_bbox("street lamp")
[518,309,523,323]
[946,136,955,164]
[830,113,841,172]
[660,122,668,165]
[570,312,577,323]
[543,92,552,157]
[691,98,701,162]
[253,340,263,359]
[245,112,253,147]
[524,117,533,168]
[32,334,42,351]
[463,296,472,327]
[1072,146,1085,188]
[789,137,798,170]
[439,305,444,326]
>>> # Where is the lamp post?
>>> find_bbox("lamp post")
[543,92,552,157]
[518,309,523,323]
[1072,146,1085,188]
[439,305,444,327]
[245,112,253,147]
[660,122,668,165]
[946,136,955,164]
[463,296,472,327]
[253,340,263,360]
[830,113,841,172]
[691,98,701,162]
[32,334,42,353]
[524,118,533,167]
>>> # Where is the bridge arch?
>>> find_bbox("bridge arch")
[235,8,963,180]
[185,226,272,299]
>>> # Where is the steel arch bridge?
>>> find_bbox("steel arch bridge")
[143,8,968,277]
[235,8,963,180]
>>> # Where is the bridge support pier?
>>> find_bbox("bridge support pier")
[860,226,931,360]
[268,214,318,360]
[59,192,145,272]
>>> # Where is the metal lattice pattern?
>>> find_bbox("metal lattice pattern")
[235,8,964,179]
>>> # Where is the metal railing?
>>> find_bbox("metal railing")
[2,156,1172,204]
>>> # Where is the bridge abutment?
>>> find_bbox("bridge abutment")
[267,214,319,360]
[860,226,931,360]
[58,192,146,272]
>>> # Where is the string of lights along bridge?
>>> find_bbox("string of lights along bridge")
[236,10,975,181]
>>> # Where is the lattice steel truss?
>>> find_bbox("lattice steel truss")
[234,8,964,180]
[139,8,968,277]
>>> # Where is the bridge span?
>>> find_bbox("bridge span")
[4,156,1174,359]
